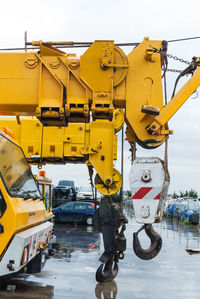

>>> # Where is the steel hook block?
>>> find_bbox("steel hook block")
[96,259,118,283]
[133,224,162,260]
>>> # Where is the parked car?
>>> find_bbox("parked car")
[57,180,76,190]
[164,199,173,216]
[52,180,77,208]
[52,201,95,225]
[173,202,186,220]
[77,186,101,202]
[77,186,93,201]
[190,208,200,225]
[180,201,199,222]
[167,202,176,217]
[167,201,183,218]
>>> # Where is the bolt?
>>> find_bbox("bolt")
[142,170,151,182]
[106,179,111,185]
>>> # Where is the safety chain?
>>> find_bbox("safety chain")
[165,52,190,65]
[152,46,190,65]
[152,46,191,73]
[163,62,170,178]
[165,68,182,73]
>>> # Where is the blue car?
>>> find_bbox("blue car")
[53,201,95,225]
[167,202,176,217]
[180,202,199,222]
[167,202,184,218]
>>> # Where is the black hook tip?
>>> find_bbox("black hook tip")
[133,224,162,260]
[96,260,118,283]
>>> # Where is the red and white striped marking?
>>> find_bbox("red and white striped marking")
[132,187,161,200]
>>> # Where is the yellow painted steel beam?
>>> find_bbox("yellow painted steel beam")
[0,38,167,148]
[0,117,118,192]
[125,38,166,148]
[147,65,200,134]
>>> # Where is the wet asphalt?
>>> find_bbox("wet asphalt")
[1,207,200,298]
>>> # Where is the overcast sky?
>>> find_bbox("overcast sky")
[1,0,200,195]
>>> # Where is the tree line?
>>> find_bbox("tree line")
[171,188,198,199]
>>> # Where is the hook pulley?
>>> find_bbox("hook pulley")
[93,197,127,282]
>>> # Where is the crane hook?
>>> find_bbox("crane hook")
[96,258,118,283]
[133,224,162,260]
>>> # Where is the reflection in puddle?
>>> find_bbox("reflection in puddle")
[0,280,54,298]
[95,281,117,299]
[54,224,101,261]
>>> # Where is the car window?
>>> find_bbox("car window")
[74,203,87,210]
[61,202,74,210]
[88,204,95,210]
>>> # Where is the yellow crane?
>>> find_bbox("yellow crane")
[0,37,199,282]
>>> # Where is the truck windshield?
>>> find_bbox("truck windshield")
[0,134,41,199]
[58,180,74,187]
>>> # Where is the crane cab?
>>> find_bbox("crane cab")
[34,171,54,222]
[0,128,54,278]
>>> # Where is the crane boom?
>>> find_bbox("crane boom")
[0,37,199,194]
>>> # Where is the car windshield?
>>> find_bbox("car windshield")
[58,180,74,187]
[0,134,41,199]
[79,187,92,192]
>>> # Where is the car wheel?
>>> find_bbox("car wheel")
[86,216,93,226]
